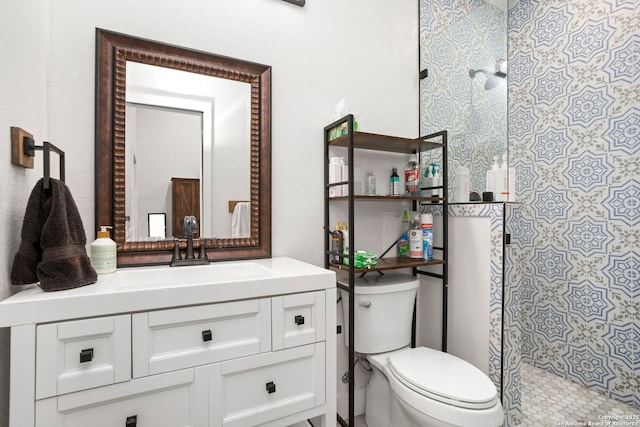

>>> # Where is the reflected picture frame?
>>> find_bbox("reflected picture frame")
[148,213,166,239]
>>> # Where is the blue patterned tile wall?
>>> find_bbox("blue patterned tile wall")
[508,0,638,410]
[420,0,639,414]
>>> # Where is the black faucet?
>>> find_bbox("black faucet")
[170,215,210,267]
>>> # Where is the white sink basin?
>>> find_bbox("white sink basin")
[114,261,272,288]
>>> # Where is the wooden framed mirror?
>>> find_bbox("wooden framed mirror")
[95,29,271,266]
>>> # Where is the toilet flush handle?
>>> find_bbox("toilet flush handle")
[359,301,372,308]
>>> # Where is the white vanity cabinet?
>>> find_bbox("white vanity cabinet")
[0,257,337,427]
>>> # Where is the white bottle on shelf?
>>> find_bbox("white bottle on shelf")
[365,170,376,196]
[486,156,499,198]
[505,153,516,202]
[454,165,470,203]
[329,157,342,197]
[494,154,508,202]
[340,157,349,196]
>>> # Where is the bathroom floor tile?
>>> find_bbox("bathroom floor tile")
[517,362,640,426]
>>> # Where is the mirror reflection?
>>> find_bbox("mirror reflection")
[125,62,251,241]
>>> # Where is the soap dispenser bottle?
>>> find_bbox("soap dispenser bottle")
[91,226,117,274]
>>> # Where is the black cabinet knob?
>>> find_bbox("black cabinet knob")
[202,329,213,342]
[126,415,137,427]
[294,315,305,325]
[79,348,94,363]
[265,381,276,394]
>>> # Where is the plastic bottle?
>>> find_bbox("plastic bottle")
[389,167,400,196]
[424,163,434,198]
[505,153,516,202]
[421,212,433,260]
[328,157,342,197]
[341,222,350,260]
[495,154,508,202]
[340,157,349,196]
[397,211,409,257]
[455,165,470,203]
[408,212,423,258]
[90,226,117,274]
[486,156,499,197]
[431,163,442,200]
[365,170,376,196]
[330,223,343,264]
[404,156,419,196]
[420,162,430,197]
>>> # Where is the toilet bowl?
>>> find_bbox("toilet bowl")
[339,274,504,427]
[366,347,504,427]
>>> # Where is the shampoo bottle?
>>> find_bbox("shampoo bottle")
[389,168,400,196]
[495,154,508,202]
[454,165,470,203]
[91,226,117,274]
[408,212,423,258]
[486,156,499,197]
[330,223,344,264]
[504,153,516,202]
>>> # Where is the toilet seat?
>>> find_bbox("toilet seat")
[388,347,499,410]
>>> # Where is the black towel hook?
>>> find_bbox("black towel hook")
[23,138,65,190]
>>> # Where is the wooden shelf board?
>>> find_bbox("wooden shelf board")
[329,195,445,203]
[328,131,444,153]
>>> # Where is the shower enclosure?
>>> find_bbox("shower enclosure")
[420,0,640,424]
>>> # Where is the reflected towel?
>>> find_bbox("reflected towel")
[231,202,250,238]
[11,178,97,291]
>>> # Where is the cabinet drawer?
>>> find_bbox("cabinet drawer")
[35,368,203,427]
[272,291,325,350]
[210,342,325,427]
[133,298,271,377]
[36,315,131,399]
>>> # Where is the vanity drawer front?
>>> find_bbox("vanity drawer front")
[34,368,204,427]
[36,315,131,399]
[211,342,326,427]
[132,298,271,377]
[272,291,326,350]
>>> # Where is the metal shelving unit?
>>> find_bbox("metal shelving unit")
[323,114,449,427]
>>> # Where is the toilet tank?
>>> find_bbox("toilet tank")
[339,273,419,354]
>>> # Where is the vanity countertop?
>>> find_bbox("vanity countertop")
[0,257,335,327]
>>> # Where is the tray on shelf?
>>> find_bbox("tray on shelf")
[329,256,445,274]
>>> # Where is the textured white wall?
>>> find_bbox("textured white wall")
[0,0,418,422]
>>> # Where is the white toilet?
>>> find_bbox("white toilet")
[339,274,504,427]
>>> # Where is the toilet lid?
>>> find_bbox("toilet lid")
[388,347,499,410]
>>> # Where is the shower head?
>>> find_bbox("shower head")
[469,68,506,90]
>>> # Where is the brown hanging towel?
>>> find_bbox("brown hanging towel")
[11,178,97,291]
